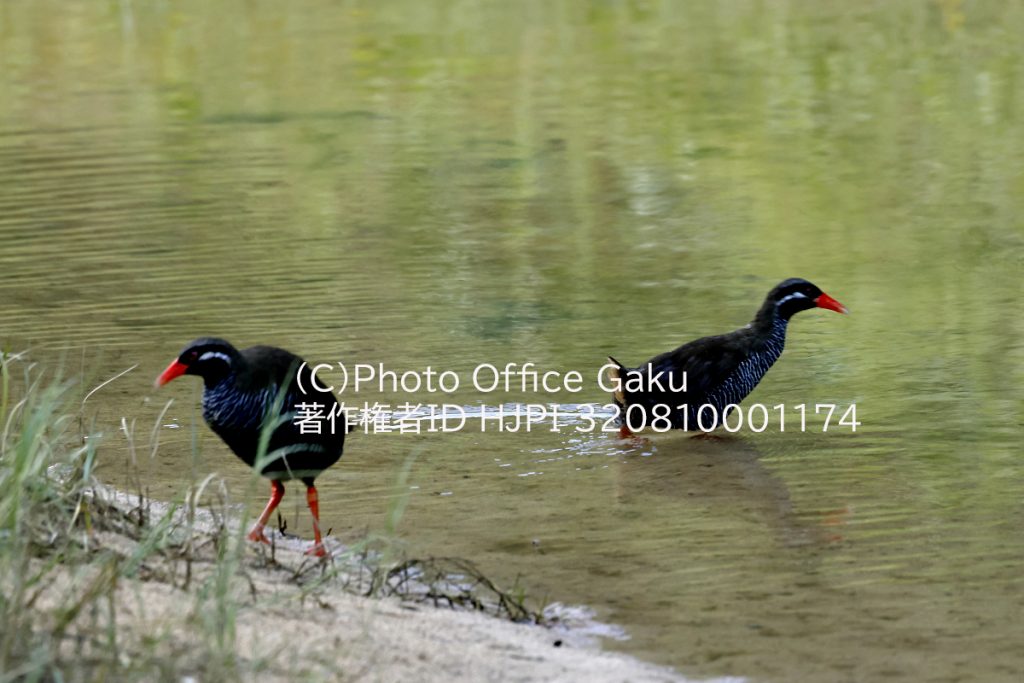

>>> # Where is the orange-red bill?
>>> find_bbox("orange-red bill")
[814,292,848,314]
[155,359,189,387]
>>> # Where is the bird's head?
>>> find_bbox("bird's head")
[764,278,848,321]
[155,337,241,388]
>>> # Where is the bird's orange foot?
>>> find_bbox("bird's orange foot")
[618,426,634,439]
[304,543,328,558]
[247,528,271,544]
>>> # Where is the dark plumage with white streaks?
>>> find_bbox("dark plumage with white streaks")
[156,338,348,556]
[608,278,847,433]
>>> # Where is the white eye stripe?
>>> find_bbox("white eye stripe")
[198,351,232,364]
[776,292,809,306]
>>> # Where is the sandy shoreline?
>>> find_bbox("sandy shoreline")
[110,565,687,683]
[56,486,727,683]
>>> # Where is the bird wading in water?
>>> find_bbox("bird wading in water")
[607,278,847,436]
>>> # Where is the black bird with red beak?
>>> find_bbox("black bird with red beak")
[608,278,847,435]
[156,338,347,557]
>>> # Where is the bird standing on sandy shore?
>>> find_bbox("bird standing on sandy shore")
[156,338,348,557]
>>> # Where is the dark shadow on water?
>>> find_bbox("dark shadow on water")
[611,434,840,549]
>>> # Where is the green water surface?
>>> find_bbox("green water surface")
[1,2,1023,681]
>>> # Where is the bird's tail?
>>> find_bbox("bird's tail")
[606,356,627,406]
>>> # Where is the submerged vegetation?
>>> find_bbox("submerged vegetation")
[0,352,544,682]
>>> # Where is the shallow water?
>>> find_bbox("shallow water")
[2,1,1023,680]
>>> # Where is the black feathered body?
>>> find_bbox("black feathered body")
[614,317,788,430]
[609,277,844,432]
[201,346,346,481]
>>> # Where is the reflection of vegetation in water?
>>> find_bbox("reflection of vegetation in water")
[1,0,1021,371]
[1,1,1023,680]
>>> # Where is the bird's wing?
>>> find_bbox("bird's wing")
[623,333,750,424]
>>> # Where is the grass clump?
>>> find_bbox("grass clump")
[0,354,100,679]
[0,353,248,681]
[0,353,548,682]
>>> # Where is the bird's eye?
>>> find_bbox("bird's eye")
[187,350,199,362]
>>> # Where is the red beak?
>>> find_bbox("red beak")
[814,292,848,315]
[155,359,189,387]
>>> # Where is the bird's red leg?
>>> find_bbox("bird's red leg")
[248,480,285,544]
[304,483,327,557]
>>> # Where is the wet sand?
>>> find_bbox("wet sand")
[42,486,725,683]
